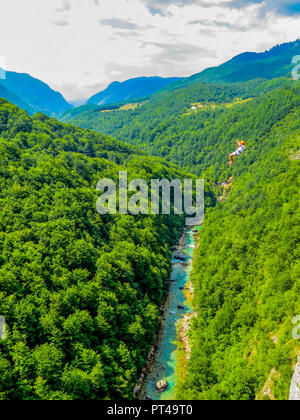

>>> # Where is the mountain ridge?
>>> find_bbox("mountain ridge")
[0,69,72,116]
[87,76,183,106]
[166,39,300,90]
[1,40,299,117]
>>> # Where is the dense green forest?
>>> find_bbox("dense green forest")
[1,57,299,400]
[64,75,300,400]
[0,98,215,400]
[62,78,295,178]
[177,97,300,400]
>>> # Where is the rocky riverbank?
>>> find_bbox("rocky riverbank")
[134,229,188,399]
[180,314,193,361]
[133,294,168,399]
[137,226,200,400]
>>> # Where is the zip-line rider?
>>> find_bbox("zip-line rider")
[229,140,246,165]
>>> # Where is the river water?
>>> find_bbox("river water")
[140,226,200,400]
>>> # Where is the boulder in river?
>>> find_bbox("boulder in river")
[156,380,168,392]
[174,253,185,261]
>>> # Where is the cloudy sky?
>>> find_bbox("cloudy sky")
[0,0,299,101]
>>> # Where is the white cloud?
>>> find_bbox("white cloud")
[56,0,72,12]
[100,18,139,29]
[0,0,299,101]
[52,19,69,26]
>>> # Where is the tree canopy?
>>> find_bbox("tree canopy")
[0,98,214,400]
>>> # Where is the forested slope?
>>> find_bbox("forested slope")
[0,71,72,117]
[1,68,299,401]
[165,40,300,89]
[63,78,297,179]
[177,92,300,400]
[63,78,290,137]
[87,76,182,106]
[62,77,300,401]
[0,99,214,400]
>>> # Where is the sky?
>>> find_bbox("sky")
[0,0,299,101]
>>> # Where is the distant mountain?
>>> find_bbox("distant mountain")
[0,70,72,116]
[87,76,183,106]
[166,40,300,90]
[69,99,87,107]
[0,84,34,114]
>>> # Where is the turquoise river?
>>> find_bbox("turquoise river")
[141,226,200,400]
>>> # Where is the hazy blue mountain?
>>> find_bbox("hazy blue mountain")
[166,40,300,90]
[69,98,87,107]
[0,84,34,114]
[0,70,72,116]
[87,76,183,105]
